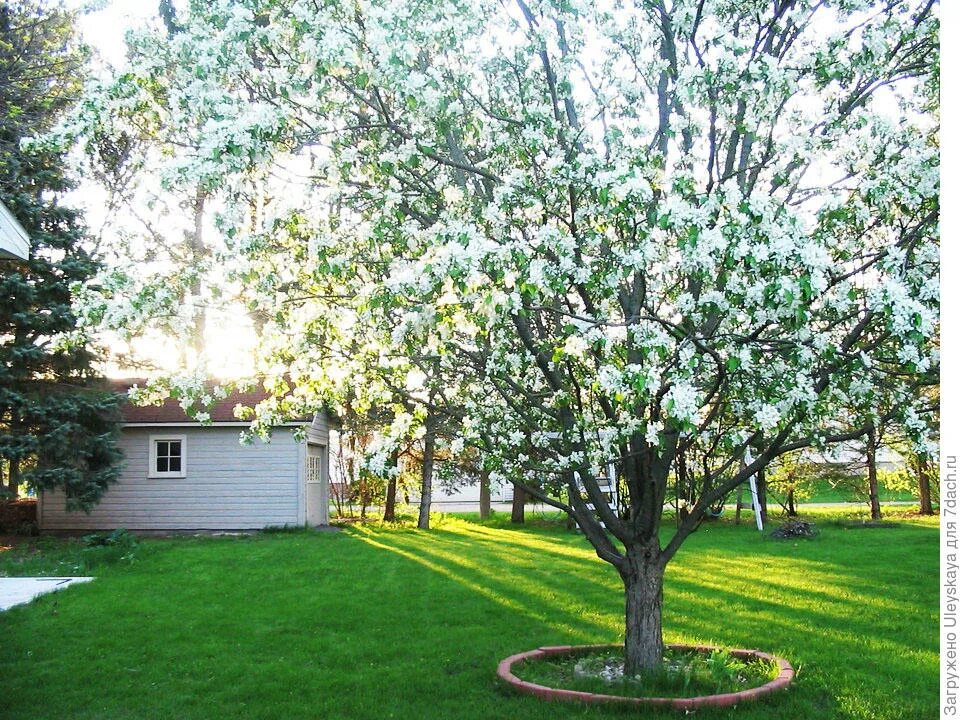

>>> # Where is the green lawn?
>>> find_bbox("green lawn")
[792,479,918,505]
[0,512,938,720]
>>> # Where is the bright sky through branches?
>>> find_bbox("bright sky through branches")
[71,0,258,379]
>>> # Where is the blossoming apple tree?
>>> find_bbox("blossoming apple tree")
[61,0,938,672]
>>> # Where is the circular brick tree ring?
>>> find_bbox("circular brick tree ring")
[497,643,794,710]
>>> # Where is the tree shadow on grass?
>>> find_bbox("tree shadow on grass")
[347,520,936,720]
[0,520,936,720]
[348,526,622,645]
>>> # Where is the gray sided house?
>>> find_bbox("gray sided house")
[38,383,332,531]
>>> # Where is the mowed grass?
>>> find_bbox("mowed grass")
[797,478,917,504]
[0,512,937,720]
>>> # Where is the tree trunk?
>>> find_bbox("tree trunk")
[383,451,399,522]
[621,544,665,675]
[7,407,20,497]
[511,484,526,524]
[866,425,881,521]
[674,450,688,527]
[347,432,357,518]
[359,473,369,520]
[917,454,934,515]
[756,468,768,524]
[735,484,744,524]
[479,469,491,519]
[417,413,435,530]
[786,488,796,516]
[180,191,207,369]
[7,456,19,497]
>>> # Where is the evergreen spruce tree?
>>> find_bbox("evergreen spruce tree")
[0,1,121,509]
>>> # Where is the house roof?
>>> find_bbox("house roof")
[108,379,306,425]
[0,201,29,260]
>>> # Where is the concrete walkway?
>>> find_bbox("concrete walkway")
[0,577,93,611]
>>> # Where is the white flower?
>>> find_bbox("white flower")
[562,334,589,358]
[442,186,464,205]
[662,381,699,424]
[754,404,781,430]
[645,421,662,445]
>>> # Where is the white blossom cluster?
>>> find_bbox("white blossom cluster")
[53,0,939,494]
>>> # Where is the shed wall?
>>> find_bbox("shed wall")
[39,426,304,530]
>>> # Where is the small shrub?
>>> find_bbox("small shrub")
[769,520,818,539]
[81,528,139,564]
[82,528,136,547]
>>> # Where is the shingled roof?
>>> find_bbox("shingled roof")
[108,379,305,425]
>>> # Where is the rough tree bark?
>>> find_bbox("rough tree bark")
[621,542,665,674]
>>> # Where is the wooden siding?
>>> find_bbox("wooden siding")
[39,427,304,531]
[305,411,331,445]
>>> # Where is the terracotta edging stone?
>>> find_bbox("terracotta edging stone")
[497,643,794,710]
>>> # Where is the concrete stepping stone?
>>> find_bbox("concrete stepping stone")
[0,577,93,611]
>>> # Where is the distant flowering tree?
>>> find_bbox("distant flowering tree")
[57,0,938,672]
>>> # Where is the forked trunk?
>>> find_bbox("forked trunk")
[621,544,665,675]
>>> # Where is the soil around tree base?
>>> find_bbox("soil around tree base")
[497,643,794,710]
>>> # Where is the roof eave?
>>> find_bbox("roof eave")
[0,202,29,260]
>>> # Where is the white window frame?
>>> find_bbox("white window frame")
[148,434,187,479]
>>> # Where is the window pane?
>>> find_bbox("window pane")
[157,457,169,473]
[157,441,169,457]
[169,441,182,458]
[168,457,181,472]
